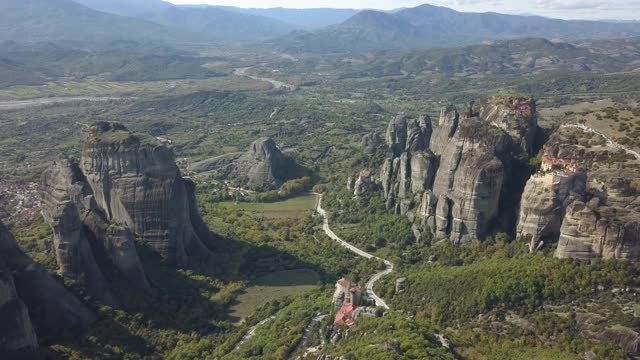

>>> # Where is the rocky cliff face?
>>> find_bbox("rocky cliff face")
[381,113,435,205]
[361,132,384,155]
[0,221,94,352]
[41,158,119,305]
[79,122,210,267]
[517,125,640,261]
[189,137,303,189]
[41,122,212,303]
[379,97,538,244]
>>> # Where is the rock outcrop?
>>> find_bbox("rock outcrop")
[79,122,210,267]
[41,121,213,303]
[41,158,119,305]
[379,97,539,243]
[381,113,436,208]
[189,137,303,189]
[332,278,362,309]
[0,220,94,351]
[361,132,384,155]
[517,124,640,261]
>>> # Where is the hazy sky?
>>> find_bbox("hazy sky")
[167,0,640,20]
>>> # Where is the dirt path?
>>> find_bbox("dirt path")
[566,123,640,160]
[233,312,280,352]
[315,194,392,309]
[290,313,328,358]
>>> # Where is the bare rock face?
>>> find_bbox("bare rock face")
[381,97,538,243]
[0,221,94,350]
[189,137,302,189]
[516,171,585,252]
[79,122,210,267]
[361,132,384,155]
[381,113,436,213]
[41,158,119,305]
[0,256,37,352]
[517,125,640,261]
[240,138,287,187]
[41,121,212,305]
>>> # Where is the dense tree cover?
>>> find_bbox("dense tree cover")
[371,243,638,359]
[223,290,331,359]
[321,313,454,360]
[197,192,384,284]
[378,252,640,324]
[322,187,415,258]
[197,176,314,203]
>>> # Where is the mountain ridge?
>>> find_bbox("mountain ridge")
[277,3,640,52]
[0,0,206,43]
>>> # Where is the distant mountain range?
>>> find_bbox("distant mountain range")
[2,0,640,51]
[0,0,203,43]
[277,4,640,52]
[71,0,297,41]
[199,6,360,29]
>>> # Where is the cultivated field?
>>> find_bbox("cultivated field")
[226,268,321,323]
[217,195,318,218]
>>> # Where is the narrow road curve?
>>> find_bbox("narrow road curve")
[315,195,393,309]
[566,123,640,160]
[233,312,278,352]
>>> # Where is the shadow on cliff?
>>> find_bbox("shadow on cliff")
[492,125,549,239]
[102,232,326,333]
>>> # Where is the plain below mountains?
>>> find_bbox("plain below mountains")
[0,41,223,88]
[277,4,640,52]
[0,0,296,43]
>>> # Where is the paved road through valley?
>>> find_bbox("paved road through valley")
[315,194,392,309]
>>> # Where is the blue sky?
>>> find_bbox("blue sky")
[166,0,640,20]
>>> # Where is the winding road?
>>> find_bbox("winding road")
[232,194,393,355]
[566,123,640,160]
[315,195,393,309]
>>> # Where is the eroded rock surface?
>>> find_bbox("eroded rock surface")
[379,97,539,243]
[517,124,640,261]
[41,121,213,304]
[79,122,210,267]
[0,221,94,351]
[189,137,303,189]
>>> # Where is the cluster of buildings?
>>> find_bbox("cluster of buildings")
[511,98,535,118]
[332,278,379,326]
[0,181,41,225]
[347,170,375,196]
[333,278,363,326]
[541,155,579,176]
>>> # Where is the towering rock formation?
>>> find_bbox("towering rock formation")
[517,125,640,261]
[0,220,94,352]
[381,113,436,210]
[380,97,539,243]
[79,122,210,267]
[41,158,119,305]
[361,132,385,155]
[189,137,304,189]
[41,122,213,302]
